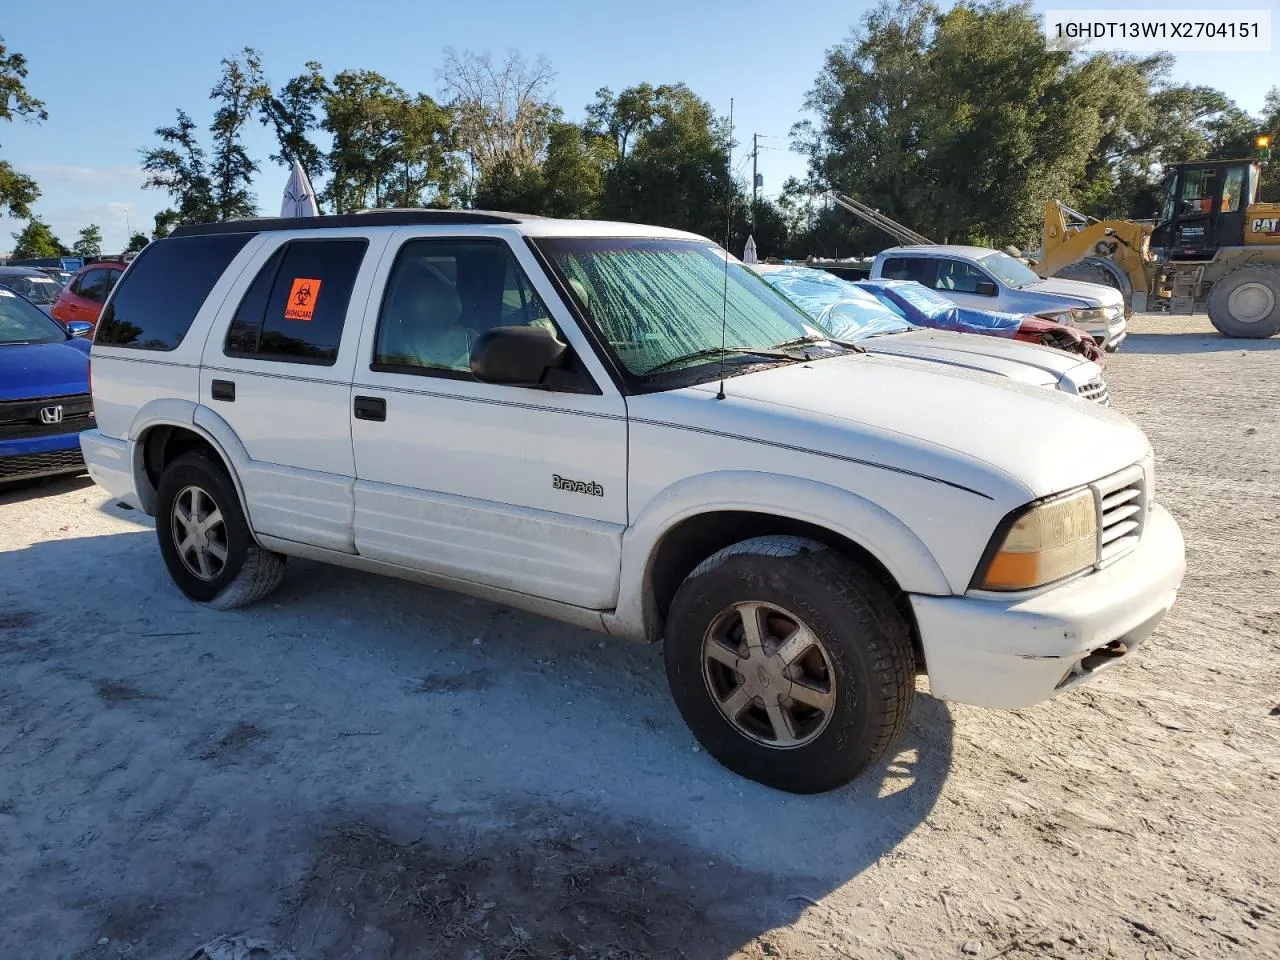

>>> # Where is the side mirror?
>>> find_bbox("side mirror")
[974,280,998,296]
[66,321,93,338]
[470,325,567,386]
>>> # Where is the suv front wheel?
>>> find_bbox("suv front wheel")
[155,451,286,608]
[664,536,915,793]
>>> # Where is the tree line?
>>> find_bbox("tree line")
[4,2,1279,262]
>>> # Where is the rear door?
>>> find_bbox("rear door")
[200,230,391,552]
[348,227,628,608]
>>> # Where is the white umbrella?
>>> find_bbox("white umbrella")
[281,159,319,218]
[743,235,758,264]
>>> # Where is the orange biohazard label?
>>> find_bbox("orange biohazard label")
[284,278,321,320]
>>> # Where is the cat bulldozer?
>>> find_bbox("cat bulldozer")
[1038,153,1280,338]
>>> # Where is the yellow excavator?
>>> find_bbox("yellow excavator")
[1037,140,1280,338]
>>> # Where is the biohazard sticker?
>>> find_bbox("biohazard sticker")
[285,278,321,320]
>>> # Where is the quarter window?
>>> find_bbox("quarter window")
[880,257,935,285]
[96,233,252,350]
[225,239,367,366]
[373,238,560,377]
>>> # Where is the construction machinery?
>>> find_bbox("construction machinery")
[1038,150,1280,338]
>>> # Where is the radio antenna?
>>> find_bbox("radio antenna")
[717,97,734,401]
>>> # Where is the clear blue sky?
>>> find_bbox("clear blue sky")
[1,0,1274,253]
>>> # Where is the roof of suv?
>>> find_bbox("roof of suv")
[168,209,706,241]
[879,245,1005,259]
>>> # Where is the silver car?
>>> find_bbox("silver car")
[870,245,1127,351]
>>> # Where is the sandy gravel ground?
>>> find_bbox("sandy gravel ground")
[1,313,1277,960]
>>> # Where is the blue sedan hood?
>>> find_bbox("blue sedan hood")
[0,338,90,402]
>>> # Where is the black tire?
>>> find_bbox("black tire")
[663,536,915,794]
[154,451,285,608]
[1207,265,1280,339]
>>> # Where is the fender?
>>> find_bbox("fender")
[602,470,952,642]
[127,399,254,524]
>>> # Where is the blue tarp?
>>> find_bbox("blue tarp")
[856,279,1025,338]
[758,267,914,340]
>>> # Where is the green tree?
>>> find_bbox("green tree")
[124,231,149,254]
[595,82,739,243]
[259,60,328,182]
[474,119,610,217]
[72,223,102,256]
[141,109,216,232]
[10,218,67,258]
[323,70,458,211]
[208,48,266,219]
[0,35,46,219]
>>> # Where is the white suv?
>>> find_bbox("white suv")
[80,211,1185,793]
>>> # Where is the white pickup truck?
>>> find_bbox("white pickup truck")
[80,211,1185,793]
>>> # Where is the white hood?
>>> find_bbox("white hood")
[681,353,1148,501]
[1025,276,1124,308]
[861,328,1092,388]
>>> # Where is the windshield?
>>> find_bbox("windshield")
[535,238,826,378]
[757,267,913,340]
[0,288,68,343]
[978,252,1040,289]
[2,274,60,304]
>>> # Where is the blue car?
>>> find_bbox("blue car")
[0,287,94,483]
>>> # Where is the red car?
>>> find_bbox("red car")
[51,260,128,333]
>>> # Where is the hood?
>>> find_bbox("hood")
[862,328,1091,387]
[1024,276,1124,308]
[686,352,1148,500]
[0,338,91,401]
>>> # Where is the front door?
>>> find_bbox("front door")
[930,257,1002,310]
[349,228,628,610]
[200,231,390,552]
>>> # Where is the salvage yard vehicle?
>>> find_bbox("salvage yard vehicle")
[870,245,1128,351]
[0,287,93,483]
[1038,155,1280,338]
[80,211,1185,793]
[753,265,1108,401]
[50,259,127,334]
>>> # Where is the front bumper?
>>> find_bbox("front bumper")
[0,432,85,481]
[911,504,1184,709]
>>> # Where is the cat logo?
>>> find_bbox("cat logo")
[1251,218,1280,237]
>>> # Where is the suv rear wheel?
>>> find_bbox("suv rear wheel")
[155,451,285,608]
[663,535,915,793]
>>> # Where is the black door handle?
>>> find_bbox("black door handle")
[353,395,386,422]
[211,379,235,402]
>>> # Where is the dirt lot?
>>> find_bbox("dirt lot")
[2,313,1278,960]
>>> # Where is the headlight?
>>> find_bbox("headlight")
[1074,307,1112,323]
[976,488,1098,590]
[1035,309,1076,323]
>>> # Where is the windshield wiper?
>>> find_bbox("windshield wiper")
[643,345,799,376]
[772,334,868,353]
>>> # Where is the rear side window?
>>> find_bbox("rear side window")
[78,269,111,303]
[880,257,935,285]
[96,234,252,350]
[224,239,367,366]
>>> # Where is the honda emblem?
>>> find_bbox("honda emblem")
[39,405,64,424]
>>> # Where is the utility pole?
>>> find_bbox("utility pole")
[751,133,759,235]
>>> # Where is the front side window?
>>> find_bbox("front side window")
[0,287,68,343]
[97,233,252,350]
[373,238,558,376]
[934,259,993,294]
[536,237,823,382]
[1180,169,1217,215]
[225,238,367,366]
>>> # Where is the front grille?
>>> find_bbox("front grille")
[0,448,85,481]
[1093,464,1146,565]
[1077,377,1109,405]
[0,393,93,441]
